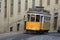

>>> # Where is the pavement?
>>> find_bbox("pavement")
[12,32,60,40]
[0,31,22,39]
[0,32,60,40]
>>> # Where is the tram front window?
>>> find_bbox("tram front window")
[27,14,30,21]
[31,15,35,22]
[36,15,40,22]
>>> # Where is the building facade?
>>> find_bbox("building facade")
[0,0,60,33]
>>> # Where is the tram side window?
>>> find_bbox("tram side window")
[41,16,43,23]
[27,14,30,21]
[31,15,35,22]
[44,16,50,21]
[36,15,40,22]
[44,16,50,24]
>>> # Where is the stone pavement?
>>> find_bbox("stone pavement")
[0,31,23,39]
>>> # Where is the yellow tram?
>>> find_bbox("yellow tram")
[24,6,51,33]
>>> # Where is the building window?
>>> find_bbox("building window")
[54,17,58,30]
[25,0,28,11]
[0,9,1,13]
[10,27,13,32]
[4,0,7,18]
[32,0,35,8]
[11,0,14,17]
[17,24,20,31]
[0,2,1,8]
[54,13,58,15]
[39,0,42,6]
[55,0,58,4]
[24,15,25,20]
[18,0,21,13]
[47,0,50,5]
[0,2,1,13]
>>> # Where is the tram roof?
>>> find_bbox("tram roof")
[27,6,51,15]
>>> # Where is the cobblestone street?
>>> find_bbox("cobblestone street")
[0,32,60,40]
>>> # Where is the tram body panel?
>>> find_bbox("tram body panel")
[42,24,50,30]
[26,21,50,31]
[26,22,41,30]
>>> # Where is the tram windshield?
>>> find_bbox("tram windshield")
[27,14,30,21]
[31,15,35,22]
[27,14,41,22]
[36,15,40,22]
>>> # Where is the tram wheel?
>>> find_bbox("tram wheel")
[44,30,48,33]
